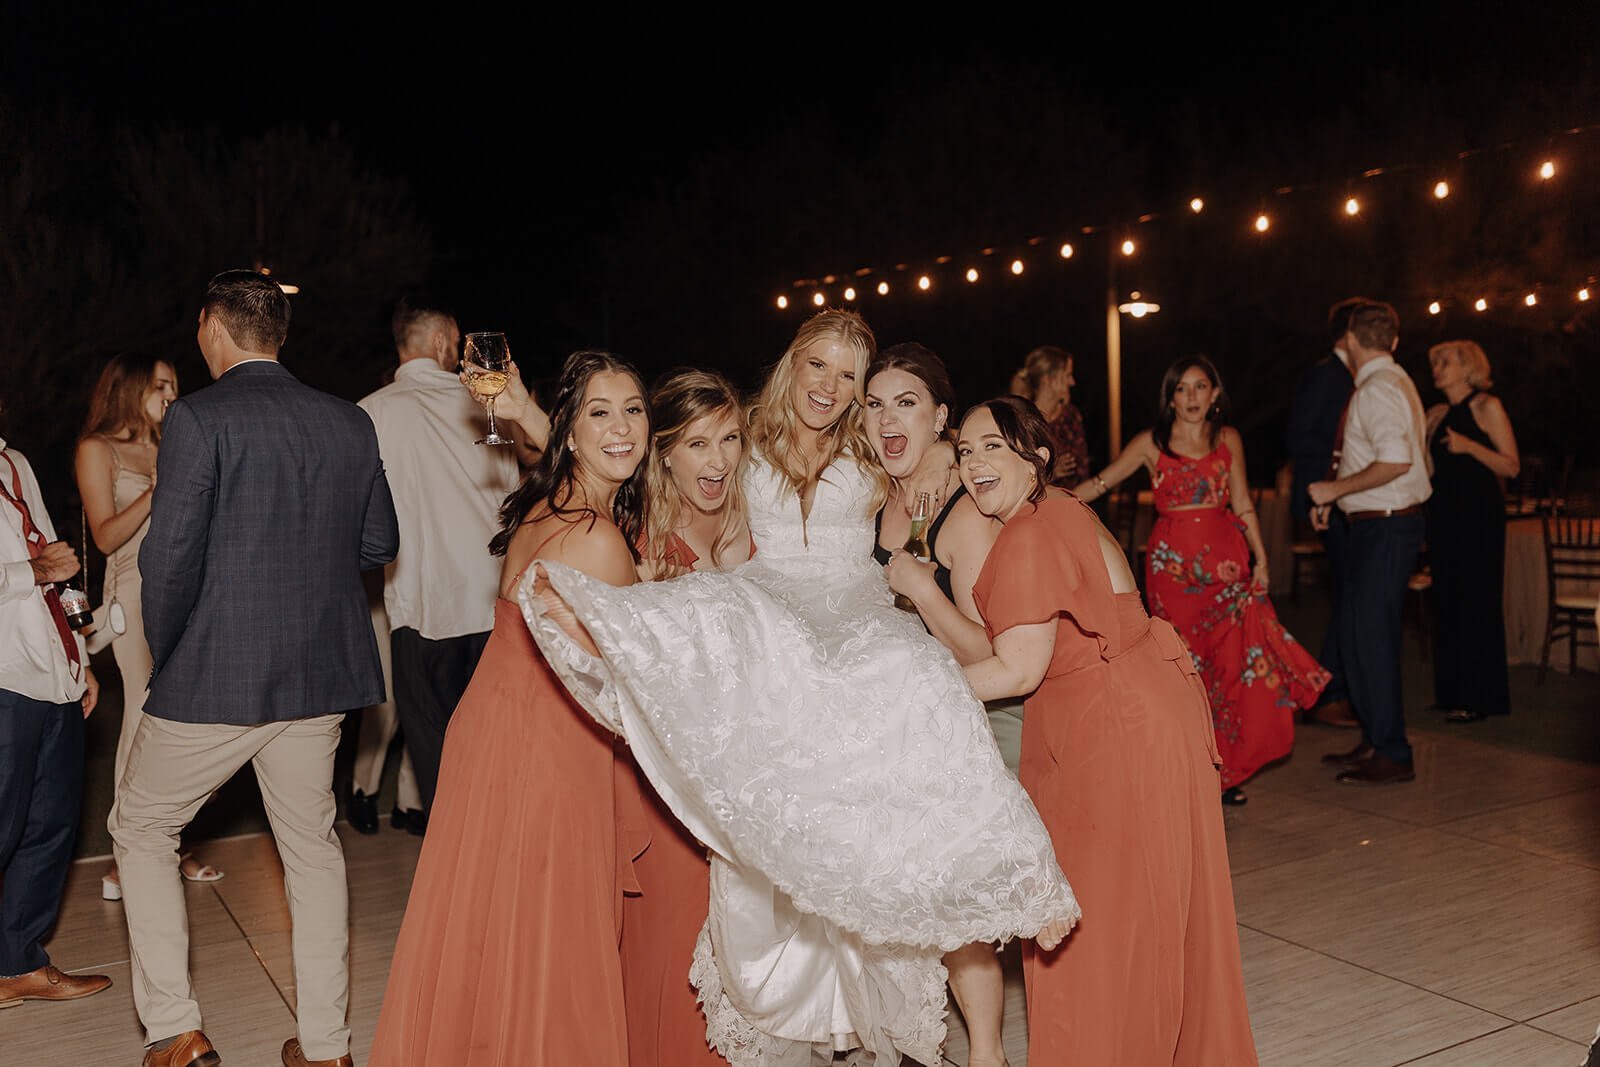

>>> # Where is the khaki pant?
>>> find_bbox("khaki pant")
[108,713,350,1060]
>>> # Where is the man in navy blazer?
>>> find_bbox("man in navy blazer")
[111,271,397,1067]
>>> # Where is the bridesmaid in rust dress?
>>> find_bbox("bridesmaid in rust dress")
[370,352,652,1067]
[959,396,1258,1066]
[627,369,751,1067]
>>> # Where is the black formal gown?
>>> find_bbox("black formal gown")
[1426,392,1511,716]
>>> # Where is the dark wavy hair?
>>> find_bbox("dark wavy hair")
[489,351,650,558]
[1153,355,1229,456]
[964,395,1053,506]
[866,341,957,414]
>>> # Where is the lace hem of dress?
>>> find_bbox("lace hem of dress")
[689,922,948,1067]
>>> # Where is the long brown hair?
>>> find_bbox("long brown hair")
[642,369,748,570]
[747,308,886,513]
[81,352,169,442]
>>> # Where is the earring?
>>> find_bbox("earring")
[664,459,671,469]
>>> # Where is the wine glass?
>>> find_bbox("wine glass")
[463,332,513,446]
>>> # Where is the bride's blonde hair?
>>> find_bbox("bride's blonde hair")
[642,369,748,570]
[748,309,887,513]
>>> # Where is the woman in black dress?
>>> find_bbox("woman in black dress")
[1424,340,1521,722]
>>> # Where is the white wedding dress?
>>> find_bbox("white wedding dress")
[520,450,1077,1066]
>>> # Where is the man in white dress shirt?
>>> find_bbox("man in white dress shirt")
[0,428,110,1009]
[357,296,547,819]
[1309,301,1431,784]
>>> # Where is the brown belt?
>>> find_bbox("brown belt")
[1345,505,1425,523]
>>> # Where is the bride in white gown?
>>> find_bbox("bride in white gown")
[522,310,1078,1066]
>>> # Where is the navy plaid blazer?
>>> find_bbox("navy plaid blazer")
[141,360,399,724]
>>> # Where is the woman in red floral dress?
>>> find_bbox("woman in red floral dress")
[1076,357,1328,803]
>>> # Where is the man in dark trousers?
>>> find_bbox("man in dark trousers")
[110,271,398,1067]
[1285,298,1361,726]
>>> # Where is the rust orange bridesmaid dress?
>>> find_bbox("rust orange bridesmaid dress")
[369,583,647,1067]
[973,494,1259,1065]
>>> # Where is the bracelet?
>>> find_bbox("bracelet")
[1236,508,1256,518]
[1093,474,1109,495]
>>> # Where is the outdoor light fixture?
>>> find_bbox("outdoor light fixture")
[776,295,788,309]
[1189,197,1204,214]
[1117,291,1160,318]
[1539,160,1556,180]
[966,268,979,283]
[1433,180,1451,199]
[1524,292,1538,306]
[1474,297,1488,311]
[877,281,890,295]
[917,275,931,291]
[1120,239,1135,256]
[1010,259,1024,275]
[1059,242,1074,259]
[1581,288,1592,302]
[843,287,856,301]
[1254,213,1270,233]
[812,291,825,306]
[1344,197,1361,216]
[1427,301,1442,315]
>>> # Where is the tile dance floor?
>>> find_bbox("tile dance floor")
[13,722,1600,1066]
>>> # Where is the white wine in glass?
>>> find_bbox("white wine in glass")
[464,331,513,445]
[893,490,933,612]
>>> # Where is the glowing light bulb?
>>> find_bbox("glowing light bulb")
[1539,160,1555,180]
[776,295,788,310]
[1344,197,1361,216]
[1010,259,1024,275]
[1427,301,1441,315]
[843,287,856,301]
[966,268,979,283]
[1580,288,1592,302]
[917,275,931,291]
[1254,213,1270,233]
[1474,297,1488,312]
[812,291,825,307]
[877,281,890,296]
[1433,180,1450,200]
[1059,242,1074,259]
[1189,197,1204,214]
[1524,292,1537,307]
[1120,239,1135,257]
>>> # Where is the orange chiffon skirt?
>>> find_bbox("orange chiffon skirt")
[370,598,646,1066]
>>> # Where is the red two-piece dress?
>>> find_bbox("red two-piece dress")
[621,534,726,1067]
[973,494,1260,1066]
[1145,443,1329,788]
[370,555,649,1067]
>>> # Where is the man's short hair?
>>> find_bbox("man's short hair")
[1346,300,1399,352]
[1327,297,1372,347]
[204,270,291,352]
[391,294,455,352]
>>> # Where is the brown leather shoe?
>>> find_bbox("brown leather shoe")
[282,1037,353,1067]
[1320,741,1374,767]
[143,1029,221,1067]
[1304,698,1361,728]
[1336,754,1416,785]
[0,964,111,1008]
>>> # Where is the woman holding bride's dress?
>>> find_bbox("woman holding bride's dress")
[526,310,1078,1066]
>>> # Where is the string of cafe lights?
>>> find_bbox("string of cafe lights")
[771,123,1600,320]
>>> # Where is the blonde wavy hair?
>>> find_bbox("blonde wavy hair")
[642,369,748,571]
[748,309,887,514]
[1429,339,1493,390]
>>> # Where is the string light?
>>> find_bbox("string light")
[776,295,788,310]
[966,267,979,283]
[1120,239,1135,257]
[1254,213,1270,233]
[1581,288,1592,302]
[1539,160,1556,180]
[1524,292,1538,307]
[843,286,856,301]
[1189,197,1205,214]
[877,281,890,295]
[1475,297,1488,311]
[812,291,825,307]
[1427,301,1441,315]
[1010,259,1025,275]
[1344,196,1361,216]
[1433,180,1451,199]
[1059,242,1074,259]
[917,275,931,291]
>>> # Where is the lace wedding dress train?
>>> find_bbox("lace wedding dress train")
[520,452,1077,1066]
